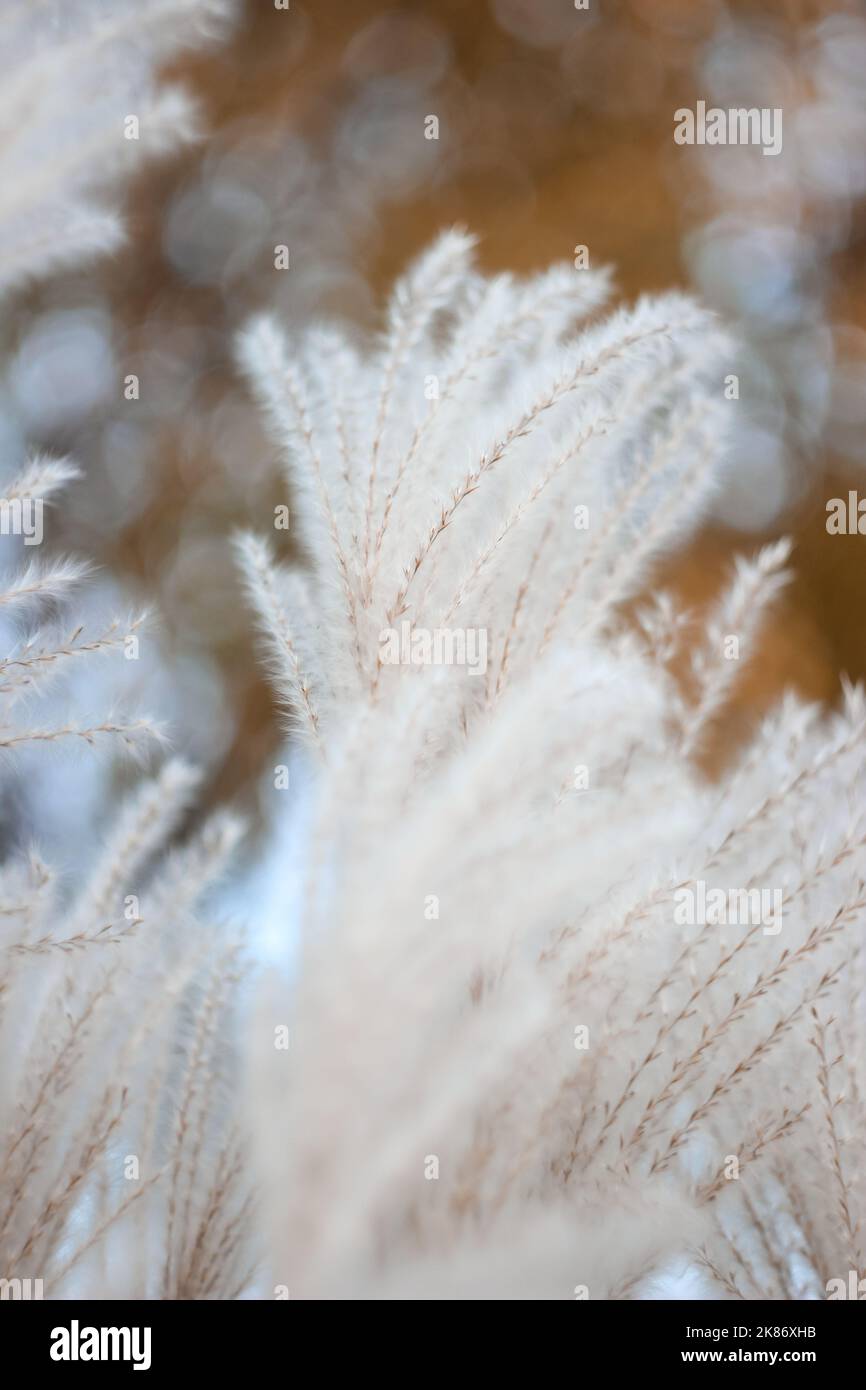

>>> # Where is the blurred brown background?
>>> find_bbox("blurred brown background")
[24,0,866,813]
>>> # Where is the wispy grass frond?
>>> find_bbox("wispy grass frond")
[238,233,866,1300]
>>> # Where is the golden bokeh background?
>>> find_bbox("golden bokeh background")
[28,0,865,814]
